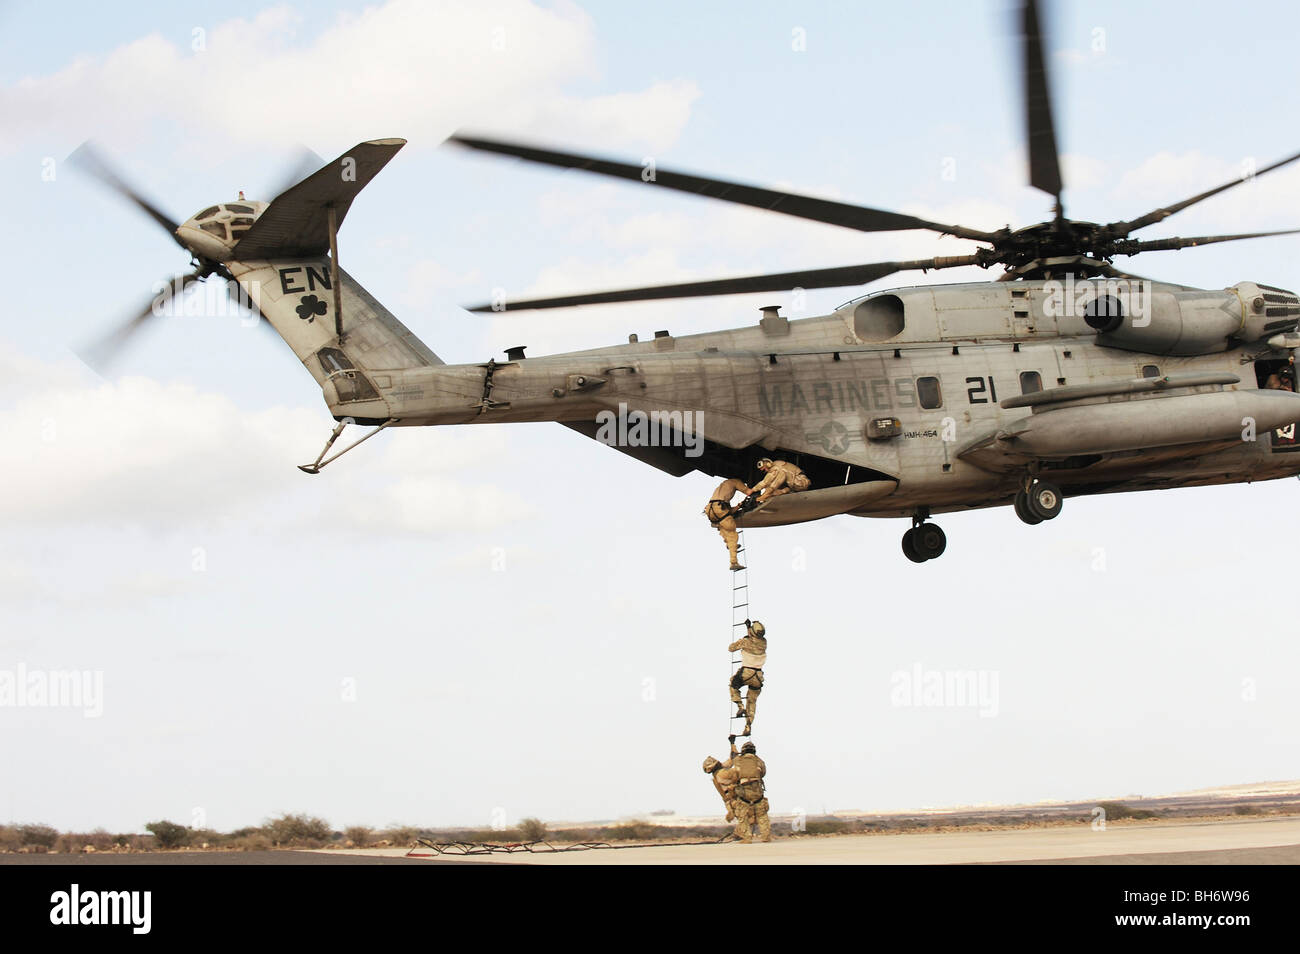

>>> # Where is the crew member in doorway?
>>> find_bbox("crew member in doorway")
[704,476,753,571]
[748,458,811,506]
[1265,358,1295,391]
[729,619,767,736]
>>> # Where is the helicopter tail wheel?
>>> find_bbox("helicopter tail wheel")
[902,523,946,562]
[1026,480,1064,520]
[1013,489,1043,525]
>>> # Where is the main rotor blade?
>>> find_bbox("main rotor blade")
[77,272,202,371]
[1120,228,1300,255]
[465,255,982,312]
[1021,0,1064,212]
[449,134,997,243]
[1108,149,1300,236]
[69,142,183,244]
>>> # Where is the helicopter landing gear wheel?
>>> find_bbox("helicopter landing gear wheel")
[902,510,947,562]
[1013,489,1043,525]
[1026,480,1063,520]
[901,528,926,563]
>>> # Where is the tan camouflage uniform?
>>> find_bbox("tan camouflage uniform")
[732,750,771,843]
[705,741,741,822]
[728,627,767,734]
[752,459,811,502]
[704,477,752,570]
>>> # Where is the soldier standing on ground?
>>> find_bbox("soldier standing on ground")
[732,741,771,843]
[704,476,753,571]
[728,619,767,736]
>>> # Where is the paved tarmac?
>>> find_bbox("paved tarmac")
[4,816,1296,864]
[356,815,1300,865]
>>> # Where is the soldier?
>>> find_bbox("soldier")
[1265,365,1295,390]
[728,619,767,736]
[704,476,753,571]
[732,741,771,843]
[702,736,741,822]
[749,458,811,505]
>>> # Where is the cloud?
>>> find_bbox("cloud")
[2,0,700,156]
[0,345,529,536]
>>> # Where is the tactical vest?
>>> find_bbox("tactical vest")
[734,753,765,803]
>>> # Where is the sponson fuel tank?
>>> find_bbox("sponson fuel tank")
[997,388,1300,457]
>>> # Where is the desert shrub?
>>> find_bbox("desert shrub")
[145,820,189,849]
[344,826,373,847]
[378,826,418,846]
[18,824,59,849]
[518,818,548,842]
[805,818,848,835]
[264,813,330,847]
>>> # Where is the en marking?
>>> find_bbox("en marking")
[278,265,332,295]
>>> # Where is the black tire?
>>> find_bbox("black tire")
[901,528,926,563]
[913,523,947,560]
[1027,481,1063,520]
[1013,490,1043,525]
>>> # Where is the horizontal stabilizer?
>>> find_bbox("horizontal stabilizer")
[233,139,406,259]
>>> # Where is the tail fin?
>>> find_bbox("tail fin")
[226,139,442,418]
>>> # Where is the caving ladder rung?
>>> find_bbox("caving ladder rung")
[729,529,750,730]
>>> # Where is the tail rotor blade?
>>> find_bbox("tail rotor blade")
[69,142,184,247]
[77,272,201,371]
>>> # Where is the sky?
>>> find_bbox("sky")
[3,0,1300,834]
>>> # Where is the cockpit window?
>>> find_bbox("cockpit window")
[199,221,228,238]
[196,206,220,221]
[224,204,254,214]
[230,217,254,227]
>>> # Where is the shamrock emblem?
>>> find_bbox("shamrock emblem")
[296,294,328,322]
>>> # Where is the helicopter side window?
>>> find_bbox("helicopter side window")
[1141,365,1160,378]
[916,376,942,409]
[1019,371,1042,394]
[317,348,378,402]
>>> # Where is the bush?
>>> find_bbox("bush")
[1097,801,1156,821]
[18,825,59,849]
[344,826,373,847]
[378,826,417,847]
[518,818,548,842]
[265,813,331,847]
[227,832,272,851]
[0,826,22,851]
[805,818,848,835]
[145,820,190,849]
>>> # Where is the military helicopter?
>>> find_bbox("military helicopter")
[79,0,1300,563]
